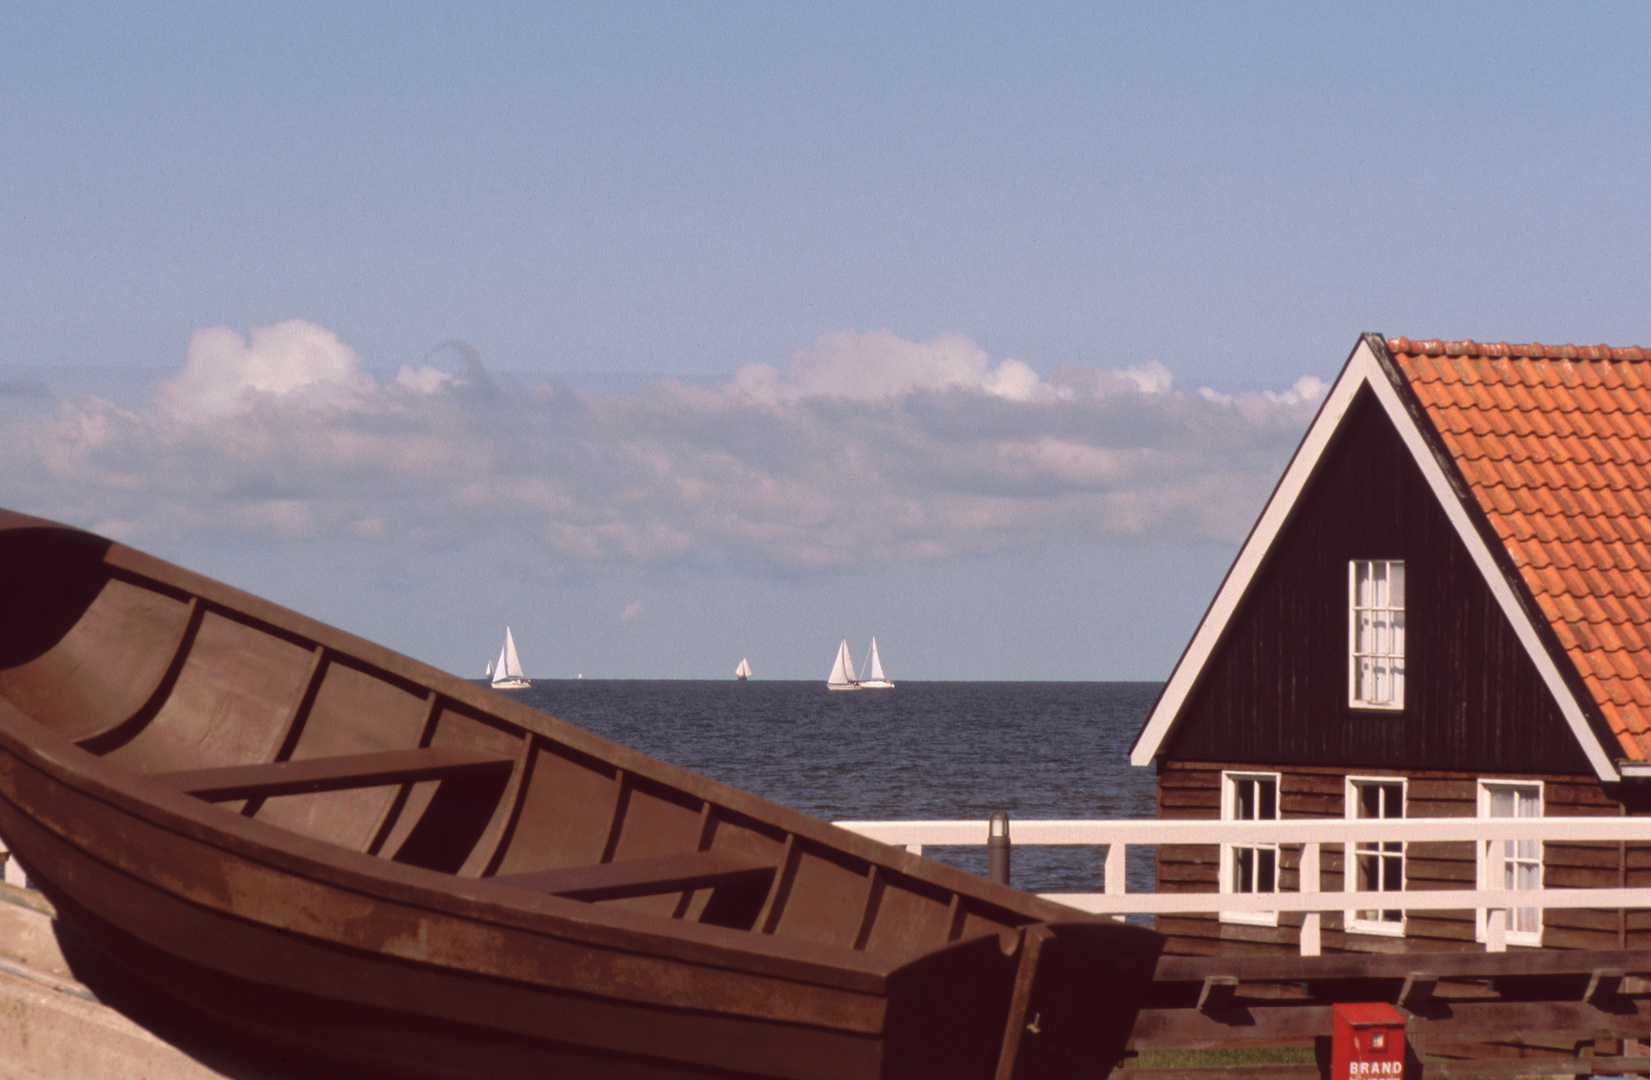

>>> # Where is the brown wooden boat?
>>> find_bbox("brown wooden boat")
[0,508,1160,1080]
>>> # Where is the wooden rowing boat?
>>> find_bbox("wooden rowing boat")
[0,508,1160,1079]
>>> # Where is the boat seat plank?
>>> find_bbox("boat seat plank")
[158,747,515,802]
[494,850,776,903]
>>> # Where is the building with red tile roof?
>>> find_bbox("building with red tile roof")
[1130,333,1651,956]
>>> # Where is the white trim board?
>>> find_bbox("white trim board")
[1129,335,1619,781]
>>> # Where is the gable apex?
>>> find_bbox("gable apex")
[1130,335,1620,782]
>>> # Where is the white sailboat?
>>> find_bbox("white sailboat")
[735,658,752,681]
[858,637,894,689]
[826,639,859,691]
[490,626,530,690]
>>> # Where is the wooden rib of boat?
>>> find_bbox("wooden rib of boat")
[0,508,1161,1080]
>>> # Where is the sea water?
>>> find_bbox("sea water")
[507,680,1162,896]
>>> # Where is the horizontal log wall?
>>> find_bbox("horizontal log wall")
[1157,761,1651,956]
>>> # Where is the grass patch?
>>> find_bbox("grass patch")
[1133,1046,1317,1068]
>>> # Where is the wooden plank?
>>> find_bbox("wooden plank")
[1158,790,1221,810]
[1154,866,1220,886]
[1281,770,1349,795]
[1151,947,1651,983]
[1129,999,1651,1051]
[1419,1058,1648,1078]
[1543,844,1620,871]
[158,747,514,801]
[1405,858,1480,884]
[493,850,776,902]
[1278,793,1343,816]
[1158,845,1220,863]
[1540,907,1619,931]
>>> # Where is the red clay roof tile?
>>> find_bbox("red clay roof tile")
[1576,622,1605,653]
[1389,337,1651,761]
[1623,593,1650,624]
[1618,620,1646,654]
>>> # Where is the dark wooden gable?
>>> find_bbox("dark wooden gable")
[1162,384,1594,775]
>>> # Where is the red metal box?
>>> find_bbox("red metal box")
[1330,1001,1406,1079]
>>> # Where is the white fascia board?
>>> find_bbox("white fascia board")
[1130,338,1374,766]
[1130,338,1619,782]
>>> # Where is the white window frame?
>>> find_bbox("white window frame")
[1476,780,1543,946]
[1220,771,1280,926]
[1344,776,1406,936]
[1349,560,1405,710]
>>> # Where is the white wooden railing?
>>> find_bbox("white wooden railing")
[835,816,1651,955]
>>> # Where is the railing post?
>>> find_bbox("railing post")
[1486,907,1507,952]
[1104,842,1127,921]
[1485,838,1506,952]
[987,811,1011,886]
[1105,842,1125,895]
[1299,841,1321,957]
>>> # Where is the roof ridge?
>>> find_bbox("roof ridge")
[1389,337,1651,362]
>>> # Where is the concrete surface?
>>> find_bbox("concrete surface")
[0,881,233,1080]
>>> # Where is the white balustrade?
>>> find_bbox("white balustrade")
[834,815,1651,955]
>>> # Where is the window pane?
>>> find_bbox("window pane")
[1360,784,1380,819]
[1257,848,1275,893]
[1389,562,1404,606]
[1258,779,1276,820]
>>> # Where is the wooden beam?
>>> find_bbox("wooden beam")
[158,747,514,801]
[1397,970,1437,1009]
[1418,1057,1647,1078]
[1127,998,1651,1050]
[493,850,775,902]
[1196,976,1238,1013]
[1151,947,1651,984]
[1584,967,1624,1003]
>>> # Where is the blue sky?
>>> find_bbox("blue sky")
[4,4,1650,679]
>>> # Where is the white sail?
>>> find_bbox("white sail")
[735,658,751,680]
[859,637,895,689]
[485,659,493,678]
[491,626,530,689]
[501,627,525,678]
[826,639,858,690]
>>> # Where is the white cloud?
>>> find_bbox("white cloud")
[732,328,1057,404]
[619,601,643,622]
[0,322,1329,574]
[161,319,372,417]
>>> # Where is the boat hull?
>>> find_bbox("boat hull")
[0,509,1161,1078]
